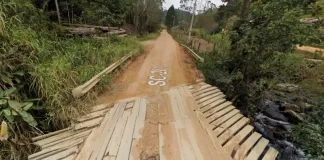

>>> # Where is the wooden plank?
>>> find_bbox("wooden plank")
[133,98,147,139]
[191,84,212,94]
[210,109,240,127]
[32,127,72,142]
[34,130,75,146]
[169,90,185,128]
[204,101,232,118]
[91,103,112,112]
[195,88,220,100]
[42,130,91,149]
[173,89,188,118]
[234,132,262,159]
[105,110,129,157]
[170,89,196,160]
[130,98,147,160]
[29,138,84,160]
[178,129,197,160]
[245,138,269,160]
[61,153,77,160]
[189,82,205,90]
[200,95,226,109]
[197,92,223,104]
[223,125,254,152]
[43,146,78,160]
[201,99,226,113]
[179,86,233,160]
[218,118,250,145]
[115,98,141,160]
[213,114,243,136]
[29,149,65,160]
[262,147,279,160]
[75,104,118,160]
[76,109,109,122]
[193,86,217,97]
[177,88,204,160]
[183,86,194,96]
[182,117,204,160]
[159,93,183,160]
[89,102,127,160]
[207,106,235,123]
[195,111,234,159]
[74,117,103,130]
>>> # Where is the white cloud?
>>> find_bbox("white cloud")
[163,0,225,10]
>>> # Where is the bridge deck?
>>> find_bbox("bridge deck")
[29,83,278,160]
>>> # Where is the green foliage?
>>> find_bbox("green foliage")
[139,32,160,41]
[165,5,178,29]
[78,0,129,26]
[292,101,324,158]
[190,28,206,37]
[224,0,318,105]
[214,0,243,32]
[0,0,142,158]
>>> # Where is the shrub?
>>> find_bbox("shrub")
[292,101,324,158]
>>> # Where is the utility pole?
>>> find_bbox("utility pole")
[188,0,197,41]
[55,0,61,24]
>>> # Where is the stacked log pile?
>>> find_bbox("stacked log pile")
[63,23,127,37]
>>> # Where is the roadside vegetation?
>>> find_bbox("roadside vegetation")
[169,0,324,158]
[0,0,162,159]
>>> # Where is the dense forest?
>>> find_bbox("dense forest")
[169,0,324,159]
[0,0,162,159]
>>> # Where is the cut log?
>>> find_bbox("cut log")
[62,23,119,31]
[67,27,97,35]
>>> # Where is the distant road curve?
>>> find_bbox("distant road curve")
[297,45,324,53]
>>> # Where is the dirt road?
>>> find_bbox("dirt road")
[95,30,205,159]
[98,30,203,103]
[297,45,324,54]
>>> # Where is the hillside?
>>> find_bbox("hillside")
[162,9,192,23]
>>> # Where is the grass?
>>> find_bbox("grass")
[29,34,142,127]
[138,32,160,41]
[1,0,142,155]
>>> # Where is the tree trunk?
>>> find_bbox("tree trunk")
[55,0,61,24]
[241,0,251,20]
[188,0,197,41]
[67,4,71,24]
[71,5,74,23]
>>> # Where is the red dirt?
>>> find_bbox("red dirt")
[97,30,202,104]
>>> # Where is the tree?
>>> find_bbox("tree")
[224,0,319,107]
[165,5,178,29]
[214,0,243,32]
[55,0,61,24]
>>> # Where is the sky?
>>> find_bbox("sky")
[163,0,225,10]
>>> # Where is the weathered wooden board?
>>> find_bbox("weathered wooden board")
[234,132,262,159]
[245,138,269,160]
[262,147,279,160]
[115,99,141,160]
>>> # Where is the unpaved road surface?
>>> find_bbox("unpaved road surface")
[95,30,204,158]
[98,30,203,103]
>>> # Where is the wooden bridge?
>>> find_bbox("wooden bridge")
[28,82,278,160]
